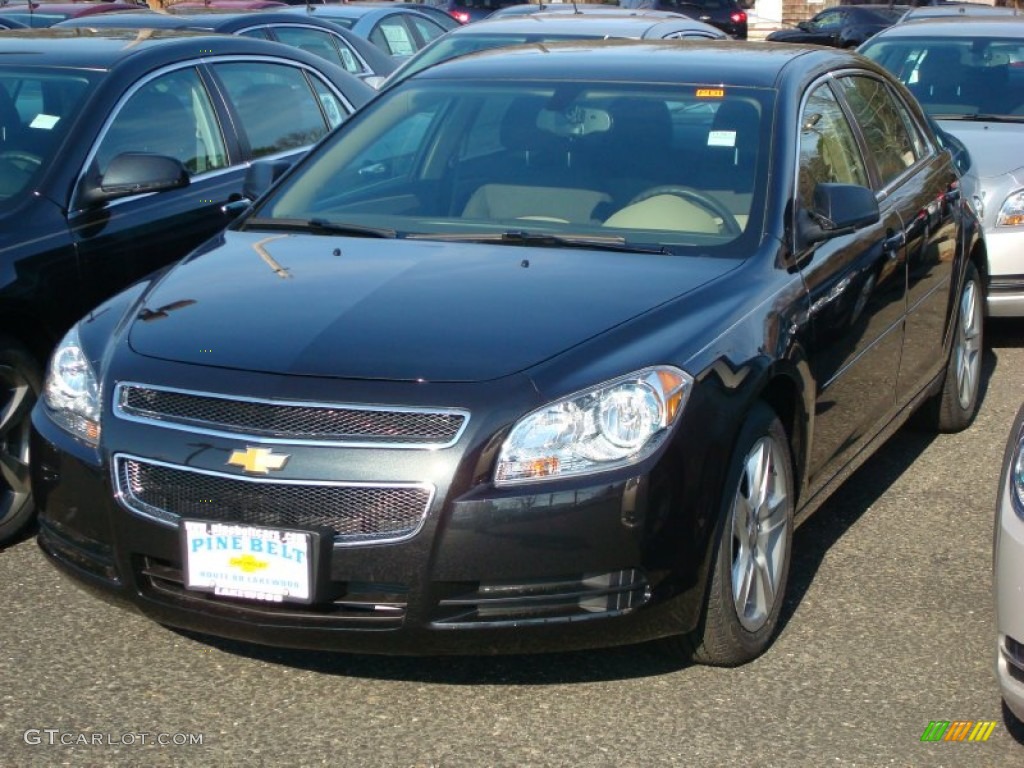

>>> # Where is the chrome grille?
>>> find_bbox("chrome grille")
[114,383,469,448]
[115,455,433,544]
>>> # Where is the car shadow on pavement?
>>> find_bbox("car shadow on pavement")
[173,629,685,685]
[171,338,1004,684]
[777,334,999,637]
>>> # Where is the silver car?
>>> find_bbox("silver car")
[995,402,1024,725]
[860,17,1024,316]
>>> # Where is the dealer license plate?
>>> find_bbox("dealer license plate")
[182,521,314,603]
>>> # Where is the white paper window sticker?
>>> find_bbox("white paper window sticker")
[707,130,736,148]
[321,94,343,129]
[30,114,60,130]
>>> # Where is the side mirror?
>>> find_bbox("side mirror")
[799,183,880,247]
[242,159,295,202]
[79,153,188,206]
[797,20,811,31]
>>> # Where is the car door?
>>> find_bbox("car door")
[797,78,907,488]
[833,73,960,406]
[71,58,355,311]
[70,64,243,311]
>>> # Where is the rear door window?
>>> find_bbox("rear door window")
[212,62,330,158]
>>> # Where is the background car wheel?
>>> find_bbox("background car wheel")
[0,336,42,545]
[922,262,983,433]
[685,403,795,666]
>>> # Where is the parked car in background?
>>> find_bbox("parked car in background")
[385,10,726,85]
[282,3,450,59]
[765,4,904,48]
[57,10,398,86]
[485,3,622,18]
[31,39,980,664]
[352,2,463,30]
[407,0,523,24]
[996,401,1024,727]
[164,0,286,9]
[619,0,747,39]
[0,29,374,544]
[0,1,141,27]
[0,14,27,26]
[899,3,1021,22]
[860,17,1024,316]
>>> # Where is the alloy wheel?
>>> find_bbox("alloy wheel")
[955,277,982,411]
[0,362,33,528]
[730,435,790,633]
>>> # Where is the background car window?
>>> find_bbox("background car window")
[836,75,921,188]
[213,62,330,158]
[0,69,94,201]
[271,26,366,76]
[408,15,446,46]
[814,10,844,30]
[237,27,272,40]
[798,83,868,209]
[94,68,228,177]
[372,18,418,57]
[308,76,350,130]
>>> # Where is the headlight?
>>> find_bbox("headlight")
[43,325,101,445]
[1014,436,1024,519]
[495,366,692,485]
[996,189,1024,227]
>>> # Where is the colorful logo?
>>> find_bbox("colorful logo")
[228,554,269,573]
[920,721,997,742]
[226,447,290,474]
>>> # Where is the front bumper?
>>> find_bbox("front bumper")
[31,369,730,655]
[984,228,1024,317]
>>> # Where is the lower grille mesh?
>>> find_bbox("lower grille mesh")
[116,456,432,543]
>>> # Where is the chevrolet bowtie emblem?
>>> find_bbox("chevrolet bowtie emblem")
[227,447,290,474]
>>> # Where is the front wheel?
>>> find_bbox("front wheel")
[682,403,795,666]
[0,336,42,545]
[923,262,983,433]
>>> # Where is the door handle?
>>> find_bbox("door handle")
[883,230,905,257]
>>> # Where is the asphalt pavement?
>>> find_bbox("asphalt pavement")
[2,320,1023,768]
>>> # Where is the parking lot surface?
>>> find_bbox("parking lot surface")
[1,320,1023,767]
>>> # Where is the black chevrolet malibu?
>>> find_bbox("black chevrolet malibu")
[0,29,373,542]
[31,40,984,664]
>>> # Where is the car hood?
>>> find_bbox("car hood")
[128,232,739,382]
[937,120,1024,182]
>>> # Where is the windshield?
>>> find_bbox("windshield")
[861,35,1024,119]
[0,67,97,205]
[253,79,772,253]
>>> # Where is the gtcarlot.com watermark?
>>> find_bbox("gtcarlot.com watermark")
[23,729,204,747]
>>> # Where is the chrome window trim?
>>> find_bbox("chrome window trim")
[235,23,374,77]
[72,55,358,214]
[112,381,471,450]
[112,453,437,546]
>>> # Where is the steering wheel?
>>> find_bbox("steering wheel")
[0,150,43,173]
[626,185,742,236]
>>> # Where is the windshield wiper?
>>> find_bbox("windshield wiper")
[407,230,670,254]
[244,217,397,238]
[932,113,1024,123]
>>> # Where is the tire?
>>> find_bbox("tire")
[923,262,984,433]
[0,335,42,545]
[683,403,795,666]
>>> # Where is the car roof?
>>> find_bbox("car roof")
[0,26,338,68]
[442,12,723,35]
[411,38,848,88]
[871,15,1024,38]
[54,9,360,29]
